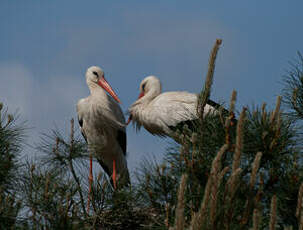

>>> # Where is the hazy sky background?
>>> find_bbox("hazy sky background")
[1,1,303,178]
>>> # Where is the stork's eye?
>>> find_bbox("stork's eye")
[142,83,146,91]
[93,71,99,77]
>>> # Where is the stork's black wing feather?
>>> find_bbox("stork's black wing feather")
[169,119,199,133]
[78,117,87,143]
[207,99,237,124]
[169,99,235,133]
[117,130,127,155]
[97,159,111,177]
[207,99,229,115]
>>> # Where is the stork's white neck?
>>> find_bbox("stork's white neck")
[87,82,106,97]
[140,88,160,104]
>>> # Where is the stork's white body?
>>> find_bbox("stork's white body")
[128,76,216,136]
[77,66,129,187]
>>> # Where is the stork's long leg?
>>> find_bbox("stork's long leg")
[87,153,93,212]
[112,159,117,189]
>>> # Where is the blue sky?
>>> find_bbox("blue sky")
[1,1,303,177]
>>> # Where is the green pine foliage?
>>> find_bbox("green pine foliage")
[0,106,24,192]
[1,41,303,229]
[282,52,303,121]
[0,105,25,229]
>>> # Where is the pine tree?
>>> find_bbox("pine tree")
[1,41,303,229]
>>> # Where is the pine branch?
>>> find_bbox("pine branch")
[174,174,188,230]
[67,119,87,217]
[269,195,277,230]
[189,144,228,230]
[232,108,246,173]
[197,39,222,120]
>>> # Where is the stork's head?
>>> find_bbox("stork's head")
[138,75,162,99]
[126,75,161,125]
[86,66,121,103]
[86,66,104,84]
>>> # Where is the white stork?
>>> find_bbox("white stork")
[127,75,229,139]
[77,66,130,193]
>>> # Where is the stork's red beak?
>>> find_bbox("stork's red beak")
[126,114,132,125]
[126,92,144,126]
[98,77,121,103]
[138,92,144,99]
